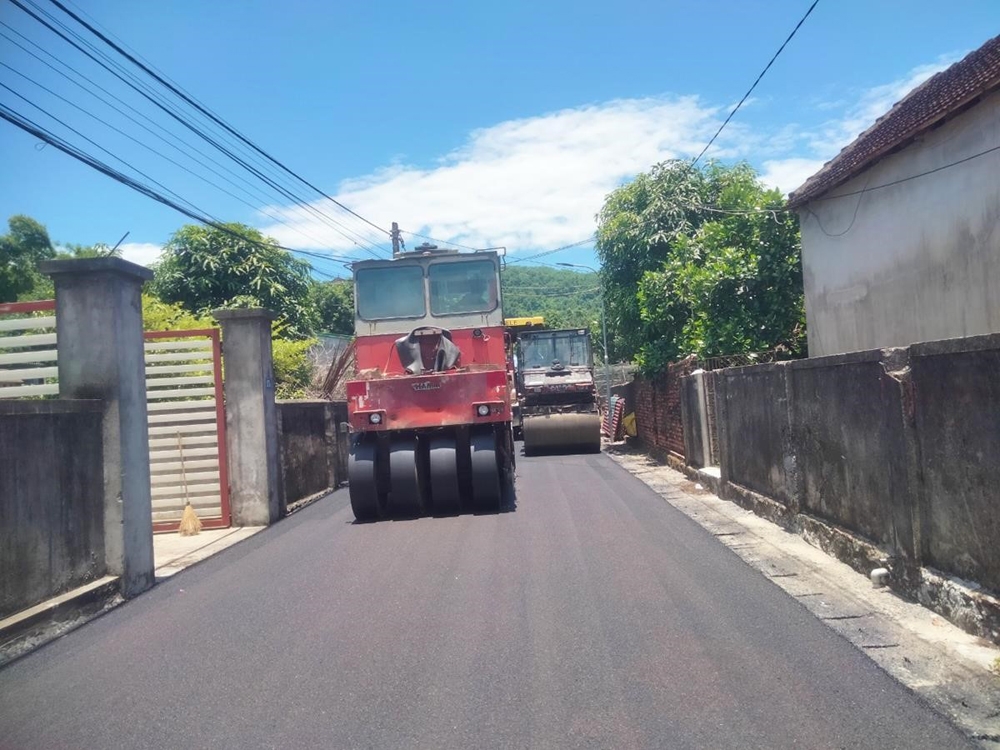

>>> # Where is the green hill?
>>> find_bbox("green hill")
[500,265,602,332]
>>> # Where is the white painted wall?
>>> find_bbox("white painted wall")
[798,87,1000,356]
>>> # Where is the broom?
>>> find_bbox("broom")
[177,432,202,536]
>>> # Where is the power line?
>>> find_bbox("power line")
[7,0,389,258]
[0,79,212,219]
[0,24,347,253]
[46,0,392,240]
[0,101,365,274]
[507,237,596,264]
[398,229,483,252]
[692,0,820,165]
[811,143,1000,202]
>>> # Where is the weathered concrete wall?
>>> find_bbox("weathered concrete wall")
[910,334,1000,592]
[696,335,1000,599]
[276,400,349,509]
[609,380,634,410]
[716,364,793,506]
[0,400,105,618]
[787,351,914,555]
[799,87,1000,357]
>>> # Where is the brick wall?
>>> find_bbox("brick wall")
[632,358,694,458]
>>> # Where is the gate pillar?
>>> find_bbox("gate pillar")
[41,257,155,599]
[214,309,281,526]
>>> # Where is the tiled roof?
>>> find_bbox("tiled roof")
[788,34,1000,208]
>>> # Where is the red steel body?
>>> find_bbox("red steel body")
[347,324,511,432]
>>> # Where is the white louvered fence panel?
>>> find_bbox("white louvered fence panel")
[0,304,58,399]
[144,333,227,527]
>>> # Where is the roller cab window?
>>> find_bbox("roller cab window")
[519,331,591,369]
[356,265,425,320]
[429,260,498,316]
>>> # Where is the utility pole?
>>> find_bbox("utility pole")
[391,222,400,257]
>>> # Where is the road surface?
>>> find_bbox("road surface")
[0,450,974,749]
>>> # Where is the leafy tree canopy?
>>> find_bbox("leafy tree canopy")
[1,215,56,302]
[596,160,804,372]
[151,223,317,339]
[309,278,354,336]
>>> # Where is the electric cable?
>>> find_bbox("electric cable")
[692,0,820,165]
[0,102,366,274]
[7,0,390,257]
[46,0,392,239]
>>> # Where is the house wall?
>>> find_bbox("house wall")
[799,87,1000,357]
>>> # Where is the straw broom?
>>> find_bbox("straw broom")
[177,432,202,536]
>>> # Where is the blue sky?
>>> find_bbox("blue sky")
[1,0,997,275]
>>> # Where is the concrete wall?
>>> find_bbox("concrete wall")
[690,334,1000,599]
[910,335,1000,590]
[786,351,913,554]
[716,364,793,505]
[0,400,105,618]
[799,87,1000,357]
[276,400,349,510]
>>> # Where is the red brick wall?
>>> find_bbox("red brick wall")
[632,358,693,458]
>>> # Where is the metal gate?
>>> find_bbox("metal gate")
[145,329,230,532]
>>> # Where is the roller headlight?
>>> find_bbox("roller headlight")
[369,413,382,424]
[477,404,490,417]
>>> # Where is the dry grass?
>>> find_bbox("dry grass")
[319,343,355,400]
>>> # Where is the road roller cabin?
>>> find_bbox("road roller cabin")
[346,246,515,521]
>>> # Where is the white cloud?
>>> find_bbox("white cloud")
[807,56,960,157]
[119,242,162,267]
[761,55,963,195]
[259,96,734,256]
[257,53,965,251]
[759,158,828,194]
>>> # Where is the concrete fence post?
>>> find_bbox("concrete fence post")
[40,257,155,599]
[322,403,339,489]
[780,362,803,517]
[214,309,280,526]
[693,372,712,467]
[714,371,733,496]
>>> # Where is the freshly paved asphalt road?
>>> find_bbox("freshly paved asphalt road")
[0,450,974,749]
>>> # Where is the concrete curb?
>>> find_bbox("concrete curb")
[1,525,268,669]
[0,576,122,669]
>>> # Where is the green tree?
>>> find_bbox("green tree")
[151,223,317,339]
[0,215,56,302]
[596,160,804,372]
[309,279,355,335]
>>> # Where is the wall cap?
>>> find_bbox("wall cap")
[39,256,153,282]
[910,332,1000,357]
[0,399,103,415]
[212,308,277,322]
